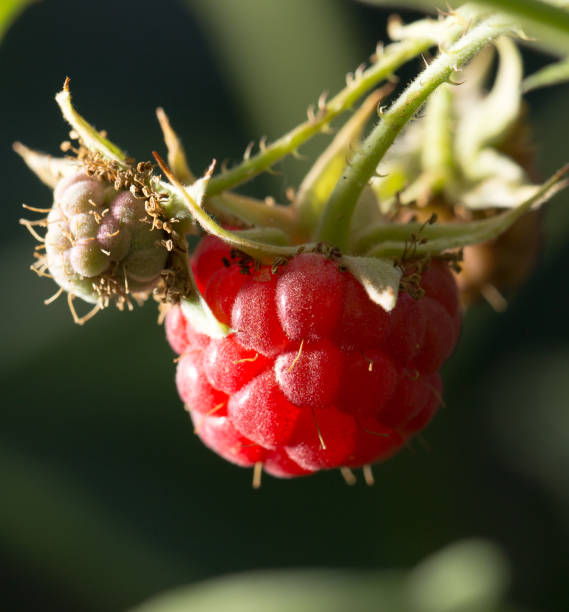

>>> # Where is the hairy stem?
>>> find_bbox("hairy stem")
[205,12,475,196]
[315,16,516,250]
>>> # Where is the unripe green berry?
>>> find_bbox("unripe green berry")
[44,171,169,305]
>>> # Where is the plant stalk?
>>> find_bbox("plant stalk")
[315,16,516,251]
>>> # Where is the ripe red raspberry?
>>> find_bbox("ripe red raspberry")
[166,236,461,479]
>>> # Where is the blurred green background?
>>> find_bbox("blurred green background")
[1,0,569,610]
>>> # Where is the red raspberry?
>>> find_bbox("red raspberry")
[166,237,460,479]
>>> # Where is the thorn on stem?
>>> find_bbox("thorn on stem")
[377,104,388,117]
[243,140,255,161]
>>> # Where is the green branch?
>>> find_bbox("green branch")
[205,11,478,197]
[361,0,569,55]
[315,16,517,251]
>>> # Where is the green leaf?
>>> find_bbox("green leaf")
[522,56,569,91]
[420,84,455,190]
[232,227,291,246]
[131,569,405,612]
[456,37,523,181]
[206,191,298,237]
[130,539,520,612]
[341,255,402,311]
[405,540,510,612]
[55,78,128,164]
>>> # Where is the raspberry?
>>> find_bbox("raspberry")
[45,171,168,305]
[166,236,461,479]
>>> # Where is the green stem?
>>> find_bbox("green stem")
[315,16,515,251]
[356,221,483,253]
[205,13,470,197]
[361,166,568,257]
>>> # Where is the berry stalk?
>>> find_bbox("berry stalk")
[204,9,482,196]
[315,16,517,251]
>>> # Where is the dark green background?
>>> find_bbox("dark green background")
[1,1,569,610]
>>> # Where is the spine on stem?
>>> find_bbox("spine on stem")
[315,16,517,251]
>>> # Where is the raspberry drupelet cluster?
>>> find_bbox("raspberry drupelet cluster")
[166,236,460,479]
[43,171,168,309]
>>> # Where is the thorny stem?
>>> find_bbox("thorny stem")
[205,12,476,197]
[315,16,517,251]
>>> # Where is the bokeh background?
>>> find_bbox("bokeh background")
[1,0,569,610]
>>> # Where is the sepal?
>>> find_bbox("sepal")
[341,255,401,312]
[359,165,569,258]
[180,279,231,340]
[55,78,127,164]
[13,142,79,188]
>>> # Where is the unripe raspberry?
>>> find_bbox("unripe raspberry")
[45,172,168,304]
